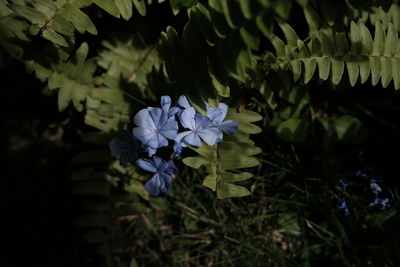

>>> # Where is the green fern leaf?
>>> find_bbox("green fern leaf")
[271,20,400,89]
[47,42,97,111]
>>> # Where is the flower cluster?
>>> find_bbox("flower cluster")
[338,196,350,216]
[354,170,390,210]
[336,168,391,216]
[109,95,239,196]
[337,180,350,216]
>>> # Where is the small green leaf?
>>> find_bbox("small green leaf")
[277,18,299,48]
[9,4,47,25]
[359,23,373,83]
[221,172,252,182]
[220,0,244,29]
[115,0,133,20]
[255,13,274,38]
[42,27,68,47]
[133,0,147,16]
[303,6,321,35]
[92,0,120,17]
[334,115,367,144]
[276,118,310,143]
[219,183,250,199]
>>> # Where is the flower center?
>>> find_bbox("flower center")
[154,129,160,134]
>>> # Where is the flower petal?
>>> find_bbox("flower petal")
[182,132,202,147]
[159,116,178,139]
[195,113,212,130]
[132,127,155,144]
[175,131,192,143]
[141,143,157,157]
[136,158,157,173]
[215,131,223,143]
[180,107,197,130]
[168,106,180,117]
[145,174,162,196]
[133,109,156,130]
[109,132,138,166]
[221,120,239,134]
[159,172,173,193]
[152,156,163,169]
[166,160,177,175]
[147,107,166,129]
[173,142,183,159]
[160,96,171,113]
[144,133,160,148]
[197,127,220,145]
[178,95,191,109]
[207,107,224,123]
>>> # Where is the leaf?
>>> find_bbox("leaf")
[115,0,133,20]
[255,13,274,38]
[46,42,97,111]
[220,0,244,29]
[333,115,367,144]
[219,182,250,199]
[132,0,147,16]
[359,23,373,83]
[381,23,397,87]
[60,3,97,35]
[277,18,299,48]
[371,22,385,86]
[303,6,321,35]
[42,28,68,47]
[208,0,231,38]
[276,118,310,143]
[92,0,120,17]
[9,4,47,25]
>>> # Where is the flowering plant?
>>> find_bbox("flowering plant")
[110,95,239,196]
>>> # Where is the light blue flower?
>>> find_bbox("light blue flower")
[109,129,138,166]
[369,179,382,195]
[169,95,192,117]
[173,141,184,159]
[136,156,177,196]
[132,104,178,156]
[338,197,350,216]
[207,103,239,142]
[369,197,390,210]
[175,107,220,147]
[178,95,192,109]
[161,95,180,117]
[140,143,157,157]
[338,179,348,191]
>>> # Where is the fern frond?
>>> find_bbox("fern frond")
[8,0,97,47]
[71,133,149,260]
[271,21,400,89]
[369,3,400,31]
[182,108,262,199]
[0,2,30,58]
[5,0,155,47]
[98,38,161,99]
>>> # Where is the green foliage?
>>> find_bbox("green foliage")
[3,0,400,265]
[71,132,149,260]
[271,19,400,89]
[3,0,159,47]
